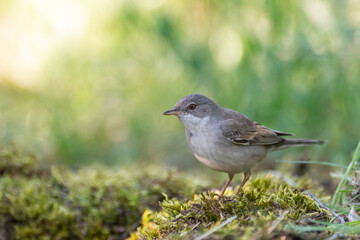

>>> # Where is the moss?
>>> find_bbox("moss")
[0,146,334,239]
[0,147,203,239]
[0,146,48,177]
[136,175,331,239]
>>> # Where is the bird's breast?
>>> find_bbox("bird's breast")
[185,127,267,174]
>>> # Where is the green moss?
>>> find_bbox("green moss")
[0,146,44,177]
[136,176,331,239]
[0,146,334,239]
[0,147,203,239]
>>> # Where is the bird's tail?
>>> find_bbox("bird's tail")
[271,138,324,151]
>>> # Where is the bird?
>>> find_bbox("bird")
[163,94,323,196]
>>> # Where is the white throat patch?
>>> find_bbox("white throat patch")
[179,114,209,131]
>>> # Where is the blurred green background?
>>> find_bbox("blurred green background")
[0,0,359,173]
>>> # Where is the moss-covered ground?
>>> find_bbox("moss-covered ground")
[135,177,330,240]
[0,146,359,239]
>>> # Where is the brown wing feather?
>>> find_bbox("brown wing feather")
[220,119,287,146]
[266,128,294,136]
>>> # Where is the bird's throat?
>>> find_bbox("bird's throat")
[179,114,209,132]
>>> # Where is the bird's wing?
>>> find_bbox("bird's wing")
[220,119,292,146]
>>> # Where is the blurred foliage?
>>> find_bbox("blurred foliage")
[0,0,360,168]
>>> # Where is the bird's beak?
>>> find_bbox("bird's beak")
[163,109,183,116]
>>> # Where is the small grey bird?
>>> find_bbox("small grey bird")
[163,94,323,196]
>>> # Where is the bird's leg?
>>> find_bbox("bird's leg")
[234,169,251,196]
[220,173,234,196]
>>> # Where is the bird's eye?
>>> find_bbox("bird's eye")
[187,103,197,110]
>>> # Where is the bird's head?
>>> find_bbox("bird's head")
[163,94,219,128]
